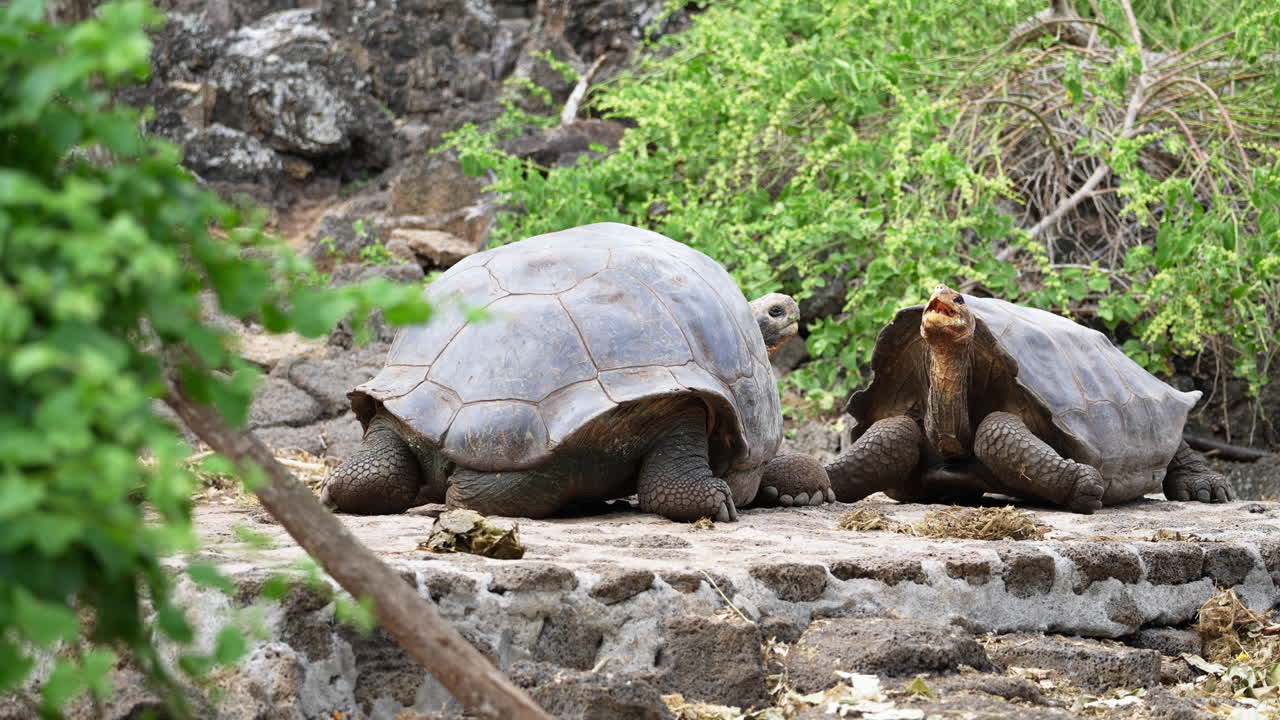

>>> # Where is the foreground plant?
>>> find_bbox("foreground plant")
[0,1,549,717]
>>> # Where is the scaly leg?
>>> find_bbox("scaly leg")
[637,405,737,522]
[824,416,922,502]
[973,411,1104,514]
[321,412,422,514]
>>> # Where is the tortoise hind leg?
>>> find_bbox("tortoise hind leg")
[637,405,737,522]
[973,411,1104,513]
[1163,441,1235,503]
[321,413,423,514]
[755,454,835,507]
[824,416,923,502]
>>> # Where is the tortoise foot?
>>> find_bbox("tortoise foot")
[1064,464,1104,514]
[1164,441,1235,503]
[640,475,739,523]
[1164,469,1234,503]
[756,453,834,508]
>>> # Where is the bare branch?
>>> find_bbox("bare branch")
[560,55,608,127]
[1028,0,1149,243]
[1147,76,1250,168]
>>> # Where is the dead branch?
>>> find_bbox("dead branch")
[560,55,608,127]
[163,377,554,720]
[1028,0,1149,243]
[1145,76,1250,167]
[1184,433,1275,463]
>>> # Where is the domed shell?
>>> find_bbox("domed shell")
[349,222,782,474]
[849,294,1199,490]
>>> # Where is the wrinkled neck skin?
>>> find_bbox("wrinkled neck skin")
[925,343,973,458]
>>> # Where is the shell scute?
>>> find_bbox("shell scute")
[443,401,548,470]
[560,268,691,369]
[428,294,597,403]
[386,266,506,367]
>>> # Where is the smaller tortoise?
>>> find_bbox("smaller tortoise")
[322,222,831,522]
[826,284,1234,512]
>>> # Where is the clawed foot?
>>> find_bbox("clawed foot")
[755,453,835,508]
[641,476,739,523]
[757,485,836,507]
[1065,464,1105,514]
[1165,471,1235,503]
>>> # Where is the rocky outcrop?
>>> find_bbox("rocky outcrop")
[123,0,687,272]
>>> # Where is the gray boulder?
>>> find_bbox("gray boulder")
[209,10,397,170]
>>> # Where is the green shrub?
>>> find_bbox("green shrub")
[0,0,428,714]
[444,0,1280,414]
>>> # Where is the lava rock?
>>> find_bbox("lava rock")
[653,614,767,709]
[986,634,1161,692]
[784,617,996,693]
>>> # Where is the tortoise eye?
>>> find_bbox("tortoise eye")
[768,305,785,318]
[954,296,965,305]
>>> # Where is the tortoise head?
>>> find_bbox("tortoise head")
[920,284,975,348]
[749,292,801,356]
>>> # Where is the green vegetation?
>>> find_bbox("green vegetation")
[0,0,428,714]
[445,0,1280,413]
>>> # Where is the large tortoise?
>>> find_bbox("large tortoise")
[321,222,831,522]
[826,284,1234,512]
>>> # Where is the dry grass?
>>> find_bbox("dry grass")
[838,505,1049,540]
[1195,587,1278,663]
[189,447,339,504]
[899,506,1050,541]
[691,517,716,531]
[837,508,900,532]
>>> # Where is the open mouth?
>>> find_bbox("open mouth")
[925,298,959,318]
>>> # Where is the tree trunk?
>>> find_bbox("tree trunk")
[163,376,553,720]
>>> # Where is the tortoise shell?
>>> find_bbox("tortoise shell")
[849,294,1199,494]
[349,222,783,475]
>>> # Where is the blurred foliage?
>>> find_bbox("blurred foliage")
[0,0,428,715]
[443,0,1280,416]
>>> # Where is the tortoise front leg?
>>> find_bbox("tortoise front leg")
[824,416,922,502]
[322,412,424,514]
[1163,440,1234,503]
[637,405,737,522]
[973,411,1104,513]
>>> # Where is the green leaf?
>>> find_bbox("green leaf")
[0,642,34,692]
[41,658,85,711]
[186,562,236,595]
[214,626,247,665]
[258,574,293,601]
[156,605,194,644]
[91,112,143,156]
[14,590,79,647]
[334,594,376,634]
[82,649,117,698]
[3,0,45,23]
[289,287,357,337]
[0,477,46,520]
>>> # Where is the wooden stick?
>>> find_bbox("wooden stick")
[163,377,553,720]
[1183,433,1274,463]
[560,55,608,128]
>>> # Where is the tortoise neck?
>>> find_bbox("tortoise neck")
[925,343,972,457]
